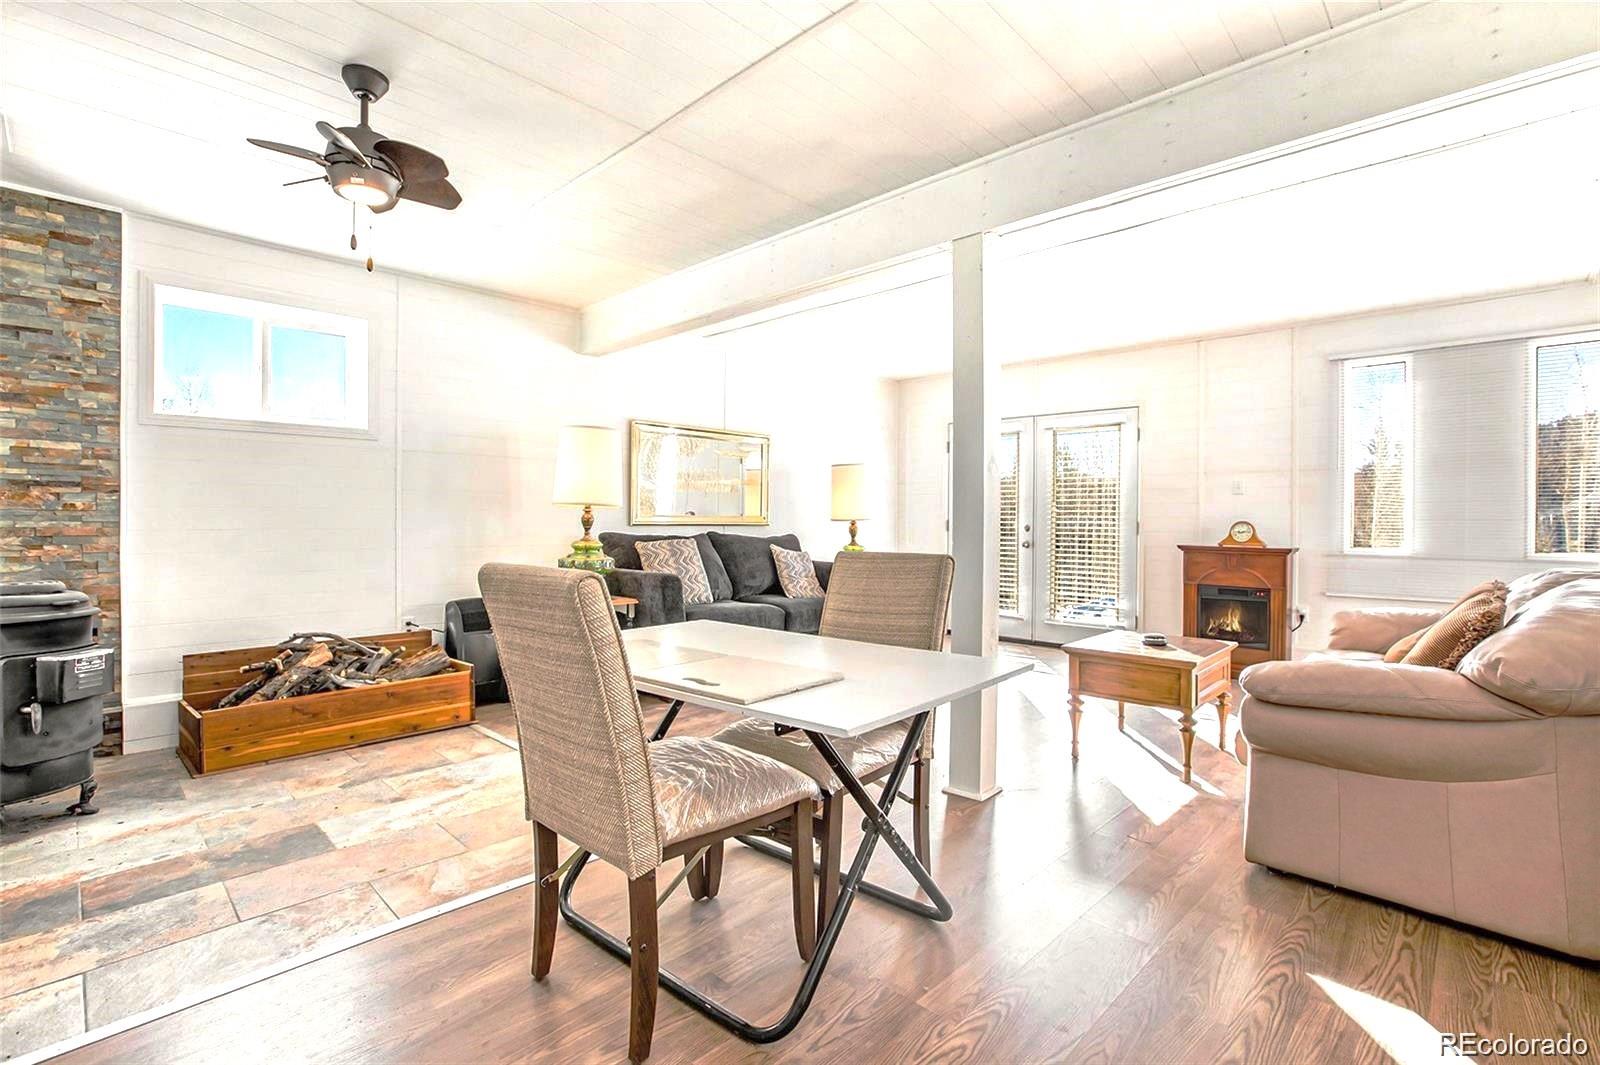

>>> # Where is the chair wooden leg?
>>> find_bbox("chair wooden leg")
[531,821,558,980]
[685,851,707,900]
[627,871,659,1064]
[912,758,931,867]
[684,841,724,901]
[816,794,843,932]
[703,840,724,898]
[789,801,816,961]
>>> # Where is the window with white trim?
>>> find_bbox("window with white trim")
[1531,334,1600,557]
[1340,355,1412,552]
[151,284,370,432]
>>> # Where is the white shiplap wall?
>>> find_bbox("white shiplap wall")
[119,218,899,751]
[896,281,1599,653]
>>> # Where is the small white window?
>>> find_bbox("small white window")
[1531,333,1600,558]
[1341,355,1412,553]
[150,284,370,433]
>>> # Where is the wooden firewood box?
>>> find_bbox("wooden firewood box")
[177,631,475,776]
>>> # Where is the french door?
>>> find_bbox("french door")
[955,409,1140,643]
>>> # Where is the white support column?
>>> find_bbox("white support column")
[944,232,1001,802]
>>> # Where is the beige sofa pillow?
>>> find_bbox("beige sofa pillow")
[1383,628,1425,662]
[1504,569,1593,622]
[1401,584,1506,670]
[1458,576,1600,716]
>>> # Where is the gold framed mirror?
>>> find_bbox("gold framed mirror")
[629,420,770,525]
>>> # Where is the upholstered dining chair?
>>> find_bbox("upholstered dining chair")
[710,551,954,928]
[478,564,821,1063]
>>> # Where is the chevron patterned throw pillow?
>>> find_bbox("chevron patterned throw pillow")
[636,538,714,605]
[771,544,824,598]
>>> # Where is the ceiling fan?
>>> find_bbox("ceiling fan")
[247,64,460,268]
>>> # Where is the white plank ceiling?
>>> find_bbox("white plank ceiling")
[1,1,1400,308]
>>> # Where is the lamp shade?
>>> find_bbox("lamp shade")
[553,425,623,507]
[831,463,867,520]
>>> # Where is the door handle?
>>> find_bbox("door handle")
[1022,540,1031,549]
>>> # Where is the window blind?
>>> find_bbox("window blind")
[1532,337,1600,555]
[1327,332,1596,600]
[1046,424,1122,623]
[997,430,1021,613]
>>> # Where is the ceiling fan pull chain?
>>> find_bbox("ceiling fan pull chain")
[350,203,358,251]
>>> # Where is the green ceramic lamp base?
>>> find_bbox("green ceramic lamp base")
[558,504,613,573]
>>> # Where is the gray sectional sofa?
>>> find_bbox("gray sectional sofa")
[600,531,832,632]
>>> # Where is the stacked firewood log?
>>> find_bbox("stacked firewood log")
[215,632,451,708]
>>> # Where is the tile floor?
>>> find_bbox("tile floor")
[0,706,530,1060]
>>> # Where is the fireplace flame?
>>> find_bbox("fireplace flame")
[1203,603,1257,642]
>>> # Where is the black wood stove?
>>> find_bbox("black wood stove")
[1,580,115,820]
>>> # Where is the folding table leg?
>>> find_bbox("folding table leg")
[557,711,945,1043]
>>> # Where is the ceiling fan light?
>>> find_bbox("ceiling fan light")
[329,163,399,209]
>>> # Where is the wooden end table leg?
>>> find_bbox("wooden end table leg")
[1216,690,1232,750]
[1116,701,1124,732]
[1178,707,1196,785]
[1068,691,1083,761]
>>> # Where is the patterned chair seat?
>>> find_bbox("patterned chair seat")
[709,717,910,794]
[650,736,820,846]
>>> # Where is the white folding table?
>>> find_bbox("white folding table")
[558,620,1033,1044]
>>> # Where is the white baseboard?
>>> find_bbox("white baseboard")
[942,783,1003,802]
[121,733,176,755]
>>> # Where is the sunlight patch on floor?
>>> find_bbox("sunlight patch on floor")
[1310,974,1470,1064]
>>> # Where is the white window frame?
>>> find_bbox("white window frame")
[140,273,375,439]
[1339,353,1414,556]
[1526,329,1600,561]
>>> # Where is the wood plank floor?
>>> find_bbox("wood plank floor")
[43,646,1600,1063]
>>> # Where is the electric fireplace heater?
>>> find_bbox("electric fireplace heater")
[1179,543,1297,676]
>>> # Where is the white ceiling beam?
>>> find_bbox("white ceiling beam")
[579,2,1600,354]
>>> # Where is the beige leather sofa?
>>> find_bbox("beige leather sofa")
[1238,571,1600,959]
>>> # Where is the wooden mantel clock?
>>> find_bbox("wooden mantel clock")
[1219,519,1266,548]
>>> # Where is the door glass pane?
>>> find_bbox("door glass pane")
[1047,424,1122,625]
[157,304,256,417]
[268,326,349,424]
[997,430,1021,613]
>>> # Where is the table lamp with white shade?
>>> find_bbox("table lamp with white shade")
[831,463,867,552]
[553,424,623,572]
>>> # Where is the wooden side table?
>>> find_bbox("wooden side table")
[612,596,639,628]
[1061,631,1235,784]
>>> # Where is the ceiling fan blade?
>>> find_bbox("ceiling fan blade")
[373,139,448,182]
[315,120,370,166]
[398,178,462,210]
[282,176,326,187]
[247,137,326,164]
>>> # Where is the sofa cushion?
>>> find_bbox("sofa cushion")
[1458,576,1600,716]
[599,531,733,601]
[771,545,824,598]
[1238,658,1535,722]
[636,538,714,606]
[708,531,801,599]
[1327,607,1444,654]
[1505,568,1593,622]
[1400,583,1505,670]
[684,599,785,629]
[738,593,824,634]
